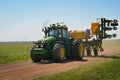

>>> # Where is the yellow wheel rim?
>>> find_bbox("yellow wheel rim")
[79,44,84,55]
[59,48,65,58]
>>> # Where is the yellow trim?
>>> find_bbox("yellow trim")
[79,44,84,55]
[59,47,65,58]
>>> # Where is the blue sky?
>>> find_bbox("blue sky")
[0,0,120,41]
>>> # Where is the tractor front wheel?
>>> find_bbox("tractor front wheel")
[30,49,41,62]
[53,43,65,62]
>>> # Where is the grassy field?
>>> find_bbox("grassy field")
[79,56,120,80]
[36,54,120,80]
[102,40,120,49]
[0,42,33,64]
[0,40,120,64]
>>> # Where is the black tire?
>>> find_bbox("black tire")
[86,47,91,56]
[53,43,65,62]
[72,40,84,61]
[30,49,41,62]
[93,48,98,56]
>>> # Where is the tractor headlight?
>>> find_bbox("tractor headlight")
[40,42,46,48]
[41,41,46,44]
[36,45,39,48]
[35,41,46,48]
[40,45,43,48]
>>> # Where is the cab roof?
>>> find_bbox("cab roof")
[49,23,67,29]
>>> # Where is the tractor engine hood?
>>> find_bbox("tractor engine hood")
[32,37,56,55]
[37,37,56,43]
[33,37,56,48]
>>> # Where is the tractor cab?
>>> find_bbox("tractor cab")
[43,23,69,40]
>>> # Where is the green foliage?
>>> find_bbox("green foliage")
[36,56,120,80]
[0,42,33,64]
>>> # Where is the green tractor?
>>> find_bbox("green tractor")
[30,18,118,62]
[30,23,85,62]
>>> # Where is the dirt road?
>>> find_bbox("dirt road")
[0,47,120,80]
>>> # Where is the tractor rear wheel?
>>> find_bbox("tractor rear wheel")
[53,43,65,62]
[30,49,41,62]
[72,40,84,61]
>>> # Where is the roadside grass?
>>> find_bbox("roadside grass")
[79,57,120,80]
[35,54,120,80]
[0,42,33,64]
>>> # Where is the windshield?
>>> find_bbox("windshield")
[49,29,61,38]
[48,28,68,38]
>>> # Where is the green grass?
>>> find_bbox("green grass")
[36,55,120,80]
[0,42,33,64]
[79,57,120,80]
